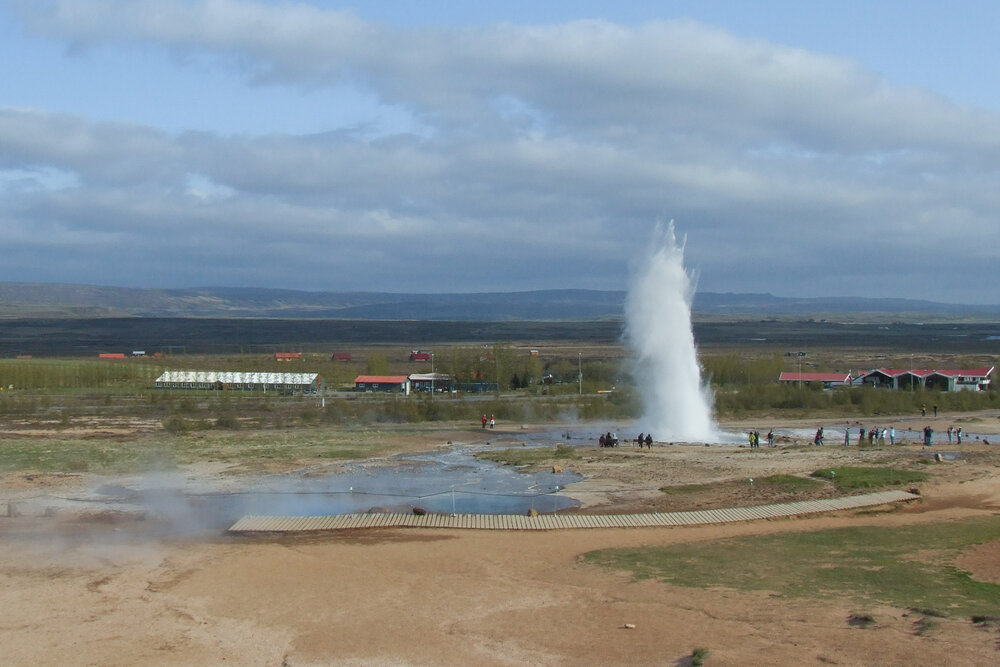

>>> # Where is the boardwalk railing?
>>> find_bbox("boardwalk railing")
[228,489,919,533]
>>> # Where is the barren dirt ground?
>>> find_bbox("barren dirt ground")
[2,411,1000,665]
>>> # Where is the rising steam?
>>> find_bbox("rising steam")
[625,222,717,441]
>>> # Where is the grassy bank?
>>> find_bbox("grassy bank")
[810,466,927,490]
[584,516,1000,618]
[474,444,579,468]
[0,426,440,474]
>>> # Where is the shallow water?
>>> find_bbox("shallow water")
[94,444,583,529]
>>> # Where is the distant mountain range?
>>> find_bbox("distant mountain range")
[1,282,998,321]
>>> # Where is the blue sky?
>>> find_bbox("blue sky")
[2,1,999,303]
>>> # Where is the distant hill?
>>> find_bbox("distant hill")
[1,282,999,321]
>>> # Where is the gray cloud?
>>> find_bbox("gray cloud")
[3,1,1000,301]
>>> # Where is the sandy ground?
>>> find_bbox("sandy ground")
[3,412,1000,665]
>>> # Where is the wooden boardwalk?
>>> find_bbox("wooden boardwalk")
[228,489,918,533]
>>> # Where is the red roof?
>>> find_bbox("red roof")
[862,367,994,378]
[275,352,301,359]
[867,368,909,376]
[98,353,126,359]
[354,375,409,384]
[929,368,994,377]
[779,372,852,382]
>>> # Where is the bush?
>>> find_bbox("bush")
[162,415,192,434]
[213,414,240,429]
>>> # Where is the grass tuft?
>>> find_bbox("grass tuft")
[847,612,875,628]
[475,445,579,467]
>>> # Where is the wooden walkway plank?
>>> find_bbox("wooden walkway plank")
[228,491,920,533]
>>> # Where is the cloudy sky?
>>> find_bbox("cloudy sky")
[3,1,999,303]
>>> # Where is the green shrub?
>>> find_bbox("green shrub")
[162,415,193,434]
[213,414,240,429]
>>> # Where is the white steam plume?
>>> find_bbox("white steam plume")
[625,222,717,442]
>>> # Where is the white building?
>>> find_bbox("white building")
[154,370,324,393]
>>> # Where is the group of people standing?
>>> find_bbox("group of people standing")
[599,432,653,448]
[748,429,774,448]
[846,423,966,446]
[855,426,894,446]
[480,414,495,429]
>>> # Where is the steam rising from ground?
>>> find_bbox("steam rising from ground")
[626,223,718,442]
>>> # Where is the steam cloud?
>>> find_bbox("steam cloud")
[625,222,718,442]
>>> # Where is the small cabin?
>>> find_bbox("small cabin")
[354,375,411,394]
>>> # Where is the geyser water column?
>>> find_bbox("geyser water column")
[625,223,718,442]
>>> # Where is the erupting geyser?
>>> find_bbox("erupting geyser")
[625,222,718,441]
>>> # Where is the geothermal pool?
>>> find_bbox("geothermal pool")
[87,443,584,532]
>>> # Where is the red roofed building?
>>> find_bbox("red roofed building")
[98,353,126,359]
[275,352,301,361]
[354,375,410,394]
[857,367,994,392]
[332,353,352,362]
[409,351,431,362]
[778,372,853,388]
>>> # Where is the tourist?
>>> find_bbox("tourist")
[956,427,963,444]
[645,433,652,448]
[767,429,774,447]
[489,414,495,429]
[947,426,953,444]
[889,426,895,445]
[481,414,487,429]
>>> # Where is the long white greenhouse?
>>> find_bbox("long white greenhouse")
[154,370,324,393]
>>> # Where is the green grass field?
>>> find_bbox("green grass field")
[584,516,1000,618]
[0,427,409,474]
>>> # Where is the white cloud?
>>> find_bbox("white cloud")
[3,2,1000,301]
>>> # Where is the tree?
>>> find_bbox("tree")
[365,353,389,375]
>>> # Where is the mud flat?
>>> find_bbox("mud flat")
[3,413,1000,665]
